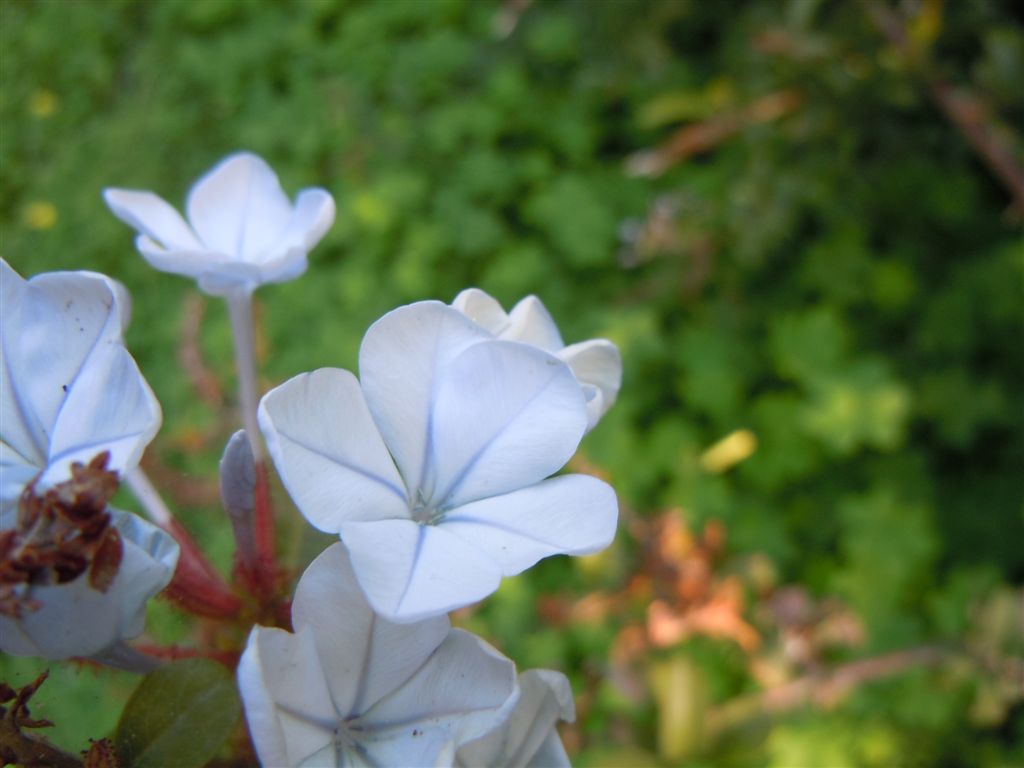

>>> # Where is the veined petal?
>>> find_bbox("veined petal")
[291,544,449,717]
[357,727,454,768]
[442,474,618,576]
[259,369,408,532]
[44,339,162,485]
[558,339,622,430]
[186,152,293,259]
[340,520,502,622]
[504,296,564,352]
[359,302,488,497]
[1,263,43,475]
[430,341,586,508]
[451,288,510,336]
[456,669,575,768]
[239,626,337,768]
[102,189,203,251]
[363,628,518,748]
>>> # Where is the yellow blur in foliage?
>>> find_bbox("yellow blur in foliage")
[699,429,758,473]
[23,202,58,231]
[649,654,707,761]
[29,88,58,118]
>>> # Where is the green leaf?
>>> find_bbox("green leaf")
[115,659,240,768]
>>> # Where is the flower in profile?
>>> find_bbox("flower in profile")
[259,300,618,622]
[0,454,179,661]
[103,152,335,296]
[238,543,518,767]
[1,259,161,524]
[0,260,178,662]
[452,288,622,431]
[456,669,576,768]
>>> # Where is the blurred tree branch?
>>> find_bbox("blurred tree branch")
[862,0,1024,215]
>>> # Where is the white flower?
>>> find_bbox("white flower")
[238,543,518,768]
[456,669,576,768]
[103,152,335,296]
[0,508,179,660]
[259,301,618,622]
[0,259,161,524]
[452,288,622,431]
[1,259,178,660]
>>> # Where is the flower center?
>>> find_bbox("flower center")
[409,491,446,526]
[332,717,372,762]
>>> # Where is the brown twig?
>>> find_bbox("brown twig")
[707,645,950,736]
[626,89,803,178]
[0,673,83,768]
[861,0,1024,214]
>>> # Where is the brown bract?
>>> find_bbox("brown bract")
[0,452,123,618]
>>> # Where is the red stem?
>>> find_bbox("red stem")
[163,519,242,619]
[135,642,238,668]
[250,460,278,599]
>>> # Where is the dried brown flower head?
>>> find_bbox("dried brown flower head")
[0,452,122,618]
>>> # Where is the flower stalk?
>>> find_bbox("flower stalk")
[225,290,279,595]
[226,290,264,463]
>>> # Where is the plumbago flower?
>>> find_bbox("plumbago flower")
[103,152,335,297]
[238,543,518,767]
[452,288,622,432]
[0,259,178,661]
[259,300,618,622]
[1,259,160,521]
[456,669,575,768]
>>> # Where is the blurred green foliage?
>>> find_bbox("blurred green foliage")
[1,0,1022,765]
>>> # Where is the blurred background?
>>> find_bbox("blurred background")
[1,0,1022,765]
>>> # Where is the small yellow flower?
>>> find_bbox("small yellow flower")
[24,202,58,230]
[29,89,58,118]
[699,429,757,473]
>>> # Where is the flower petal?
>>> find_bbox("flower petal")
[359,302,489,496]
[259,369,408,532]
[442,474,618,576]
[102,189,203,251]
[281,188,336,253]
[44,338,162,485]
[363,628,518,749]
[0,264,44,491]
[451,288,510,336]
[358,728,454,768]
[134,236,246,283]
[429,341,586,508]
[238,625,337,767]
[251,247,309,288]
[456,669,575,768]
[291,543,450,717]
[186,152,292,259]
[558,339,622,430]
[504,295,564,352]
[340,520,502,622]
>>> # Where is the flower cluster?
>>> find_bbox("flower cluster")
[2,152,621,765]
